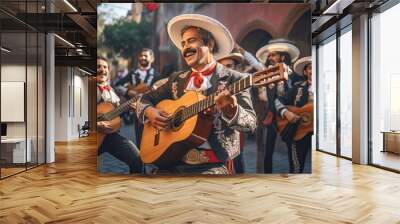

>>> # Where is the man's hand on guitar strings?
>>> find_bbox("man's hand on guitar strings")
[129,100,137,110]
[145,107,170,130]
[215,89,238,119]
[283,110,300,123]
[97,121,114,134]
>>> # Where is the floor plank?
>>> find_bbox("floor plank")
[0,135,399,223]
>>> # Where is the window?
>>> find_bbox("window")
[370,2,400,171]
[0,1,47,179]
[339,26,352,158]
[317,35,337,154]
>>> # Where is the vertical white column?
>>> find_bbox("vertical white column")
[46,0,55,163]
[312,45,317,150]
[46,33,55,163]
[352,14,369,164]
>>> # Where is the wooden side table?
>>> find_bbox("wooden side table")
[381,131,400,154]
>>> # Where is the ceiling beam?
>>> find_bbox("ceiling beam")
[55,55,96,71]
[322,0,356,14]
[67,14,96,38]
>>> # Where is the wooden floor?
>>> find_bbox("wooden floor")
[372,150,400,171]
[1,167,26,178]
[0,135,400,223]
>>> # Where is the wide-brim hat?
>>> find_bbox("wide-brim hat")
[294,56,312,75]
[217,52,244,65]
[167,14,234,60]
[256,39,300,64]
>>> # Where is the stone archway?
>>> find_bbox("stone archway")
[238,29,273,56]
[287,10,312,58]
[282,6,311,37]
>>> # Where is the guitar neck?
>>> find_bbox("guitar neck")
[102,97,137,120]
[180,76,252,121]
[178,64,284,122]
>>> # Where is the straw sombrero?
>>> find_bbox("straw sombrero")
[217,51,244,65]
[256,39,300,64]
[294,56,312,75]
[167,14,234,60]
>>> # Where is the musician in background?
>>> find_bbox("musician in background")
[111,66,128,96]
[136,14,256,174]
[236,44,269,173]
[255,39,299,173]
[217,48,244,71]
[217,48,246,174]
[111,67,128,87]
[97,56,142,173]
[115,48,159,145]
[115,48,159,97]
[275,57,312,173]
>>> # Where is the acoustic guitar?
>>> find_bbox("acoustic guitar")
[97,79,167,147]
[97,96,139,147]
[127,82,151,96]
[140,64,285,168]
[276,102,313,141]
[119,82,157,124]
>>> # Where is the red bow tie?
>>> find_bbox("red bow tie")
[98,85,111,92]
[190,63,217,88]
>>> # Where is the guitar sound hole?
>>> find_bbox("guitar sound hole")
[170,109,184,130]
[172,117,183,129]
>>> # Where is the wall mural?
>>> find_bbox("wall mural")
[96,3,312,175]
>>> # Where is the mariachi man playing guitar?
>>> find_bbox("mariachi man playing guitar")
[275,56,313,173]
[136,14,257,174]
[97,56,142,173]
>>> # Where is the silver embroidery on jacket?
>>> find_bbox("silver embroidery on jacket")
[294,87,303,106]
[171,81,178,100]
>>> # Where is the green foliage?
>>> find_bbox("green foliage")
[103,19,153,59]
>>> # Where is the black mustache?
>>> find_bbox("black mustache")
[267,60,277,66]
[97,71,108,76]
[140,60,149,66]
[183,48,197,57]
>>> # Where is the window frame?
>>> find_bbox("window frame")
[315,23,353,161]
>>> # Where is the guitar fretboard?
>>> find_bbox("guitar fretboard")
[100,97,137,121]
[178,76,252,122]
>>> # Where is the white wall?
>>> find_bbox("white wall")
[1,65,26,140]
[54,66,89,141]
[1,64,46,163]
[1,65,41,137]
[1,66,23,132]
[54,66,69,141]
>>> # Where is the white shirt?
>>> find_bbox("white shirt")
[308,83,314,102]
[98,83,120,105]
[137,69,148,82]
[134,64,153,85]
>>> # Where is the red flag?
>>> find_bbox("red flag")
[143,3,159,12]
